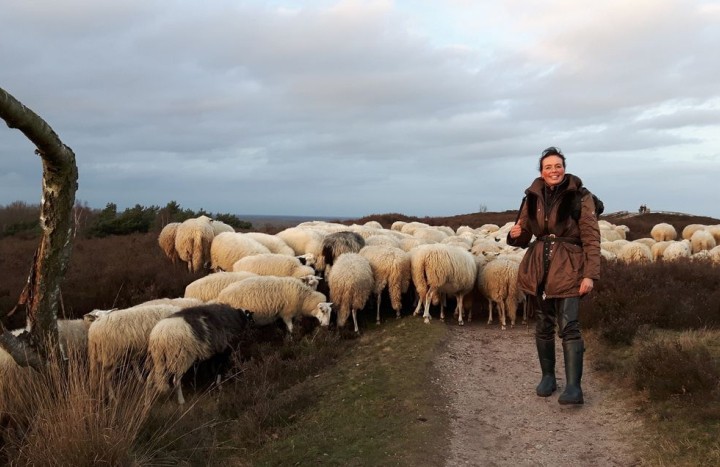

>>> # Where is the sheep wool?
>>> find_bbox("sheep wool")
[319,231,366,275]
[245,232,295,256]
[210,232,271,272]
[184,271,258,302]
[617,242,653,264]
[232,253,315,278]
[214,276,332,332]
[210,220,235,236]
[175,217,214,272]
[328,253,375,333]
[682,224,706,240]
[650,223,677,242]
[158,222,181,264]
[690,229,716,254]
[662,240,692,261]
[477,258,524,330]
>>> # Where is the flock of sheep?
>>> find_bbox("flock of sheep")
[599,221,720,263]
[3,215,715,407]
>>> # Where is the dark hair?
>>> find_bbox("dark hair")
[538,146,566,171]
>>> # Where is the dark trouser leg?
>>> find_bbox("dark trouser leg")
[557,297,584,404]
[534,292,557,397]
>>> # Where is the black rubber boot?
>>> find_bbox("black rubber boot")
[535,338,557,397]
[558,339,584,405]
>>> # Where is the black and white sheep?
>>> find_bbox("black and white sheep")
[148,304,254,405]
[319,231,366,276]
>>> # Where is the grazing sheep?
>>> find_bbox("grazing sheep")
[650,223,677,242]
[442,236,473,247]
[210,220,235,236]
[600,249,617,261]
[706,225,720,244]
[296,253,317,267]
[650,241,672,261]
[600,240,629,256]
[632,238,657,248]
[397,237,434,252]
[365,235,400,248]
[184,271,258,302]
[359,246,411,324]
[435,226,456,237]
[363,220,383,229]
[682,224,706,240]
[276,227,326,256]
[158,222,181,264]
[471,240,503,256]
[319,231,366,276]
[327,253,374,333]
[214,276,332,332]
[600,228,623,242]
[175,217,215,272]
[148,304,254,405]
[663,240,692,261]
[245,232,295,256]
[477,258,523,329]
[210,232,271,271]
[479,224,500,233]
[617,242,653,264]
[690,229,716,254]
[87,304,181,395]
[414,227,448,243]
[400,222,430,236]
[708,245,720,264]
[232,253,315,279]
[135,297,204,309]
[411,245,476,325]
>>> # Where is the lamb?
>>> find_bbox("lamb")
[662,240,692,261]
[617,242,653,264]
[690,229,716,254]
[245,232,295,256]
[210,232,271,271]
[477,258,523,329]
[319,231,366,276]
[87,304,182,395]
[327,253,374,332]
[214,276,332,332]
[148,304,254,404]
[158,222,181,264]
[184,271,258,302]
[210,220,235,235]
[232,253,315,279]
[175,216,215,272]
[359,246,411,324]
[411,244,476,325]
[682,224,706,240]
[650,223,677,242]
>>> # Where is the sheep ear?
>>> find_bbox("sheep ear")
[83,313,96,323]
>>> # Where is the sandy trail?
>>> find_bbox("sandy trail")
[435,323,644,467]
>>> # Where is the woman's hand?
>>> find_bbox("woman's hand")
[509,222,523,239]
[579,278,594,295]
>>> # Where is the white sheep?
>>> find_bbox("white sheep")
[390,221,407,232]
[397,237,434,253]
[400,222,430,236]
[210,232,271,272]
[327,253,374,333]
[135,297,204,308]
[414,227,448,243]
[650,223,677,242]
[365,235,401,248]
[632,238,657,248]
[411,244,476,325]
[232,253,315,279]
[245,232,295,256]
[87,304,182,395]
[600,228,623,242]
[276,227,326,256]
[706,225,720,244]
[617,242,653,264]
[690,229,716,254]
[158,222,181,264]
[363,220,383,229]
[214,276,332,332]
[708,245,720,264]
[663,240,692,261]
[210,220,235,236]
[479,224,500,233]
[600,240,629,256]
[682,224,706,240]
[477,258,524,329]
[174,216,215,272]
[600,249,617,261]
[359,245,411,324]
[148,303,254,405]
[651,241,672,261]
[184,271,258,302]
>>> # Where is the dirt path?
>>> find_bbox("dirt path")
[435,324,645,467]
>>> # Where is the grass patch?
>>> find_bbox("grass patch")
[587,329,720,466]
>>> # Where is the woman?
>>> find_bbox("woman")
[507,147,600,405]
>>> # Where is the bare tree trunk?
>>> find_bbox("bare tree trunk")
[0,86,79,367]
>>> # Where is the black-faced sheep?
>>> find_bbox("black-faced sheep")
[214,276,332,332]
[148,304,254,405]
[327,253,374,333]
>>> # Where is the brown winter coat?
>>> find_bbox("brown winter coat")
[507,174,601,298]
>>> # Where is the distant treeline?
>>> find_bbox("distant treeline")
[0,200,252,239]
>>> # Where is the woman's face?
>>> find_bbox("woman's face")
[540,155,565,187]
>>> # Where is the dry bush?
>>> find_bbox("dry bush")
[581,259,720,344]
[633,330,720,401]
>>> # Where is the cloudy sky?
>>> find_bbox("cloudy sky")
[1,0,719,218]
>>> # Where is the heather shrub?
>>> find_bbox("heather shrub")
[633,330,720,401]
[581,259,720,344]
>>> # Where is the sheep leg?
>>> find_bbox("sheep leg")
[507,297,517,328]
[423,290,433,324]
[352,309,359,333]
[440,294,445,321]
[457,294,465,326]
[487,298,493,325]
[376,292,382,325]
[499,300,507,331]
[413,292,423,316]
[173,375,185,405]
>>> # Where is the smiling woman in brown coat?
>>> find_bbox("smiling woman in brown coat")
[507,147,601,405]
